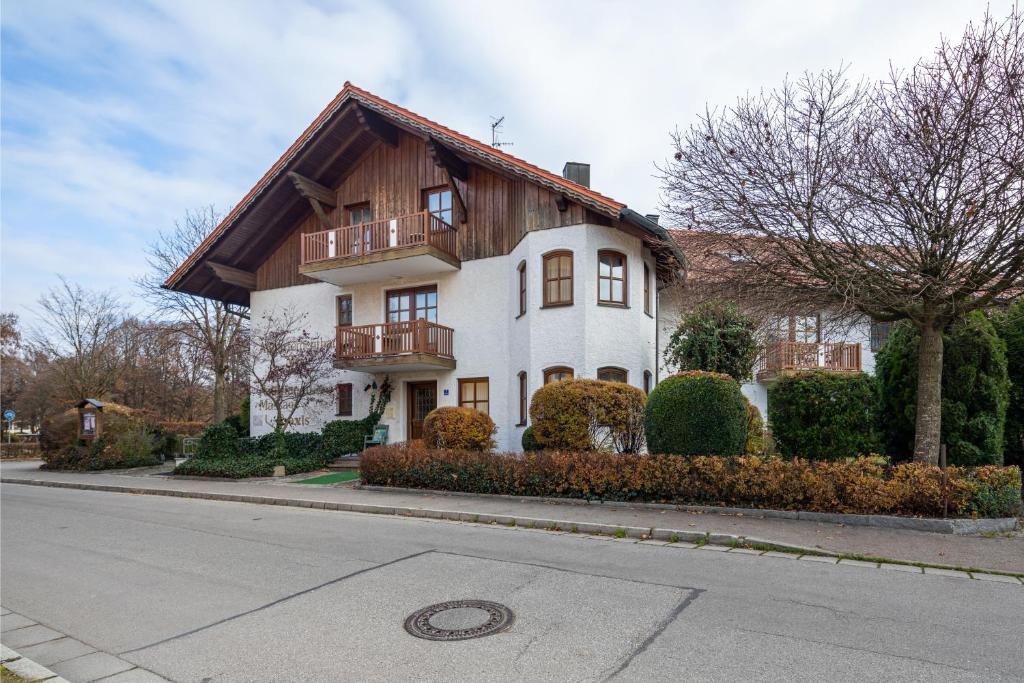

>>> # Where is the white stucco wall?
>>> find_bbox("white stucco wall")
[249,222,658,452]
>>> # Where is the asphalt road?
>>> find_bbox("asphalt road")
[2,484,1022,682]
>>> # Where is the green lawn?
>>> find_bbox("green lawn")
[294,471,360,485]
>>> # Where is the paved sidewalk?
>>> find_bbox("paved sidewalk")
[3,461,1022,572]
[2,606,169,682]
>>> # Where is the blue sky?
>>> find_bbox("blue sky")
[1,0,1013,327]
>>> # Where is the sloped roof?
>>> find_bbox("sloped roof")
[165,83,644,294]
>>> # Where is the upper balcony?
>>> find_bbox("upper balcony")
[299,211,460,285]
[756,341,862,382]
[335,319,455,372]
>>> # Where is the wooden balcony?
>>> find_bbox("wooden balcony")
[299,211,460,285]
[756,341,862,381]
[334,320,455,372]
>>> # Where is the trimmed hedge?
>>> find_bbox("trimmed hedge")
[361,446,1022,518]
[322,418,374,456]
[645,371,747,456]
[768,371,881,460]
[174,428,329,478]
[744,400,766,456]
[423,407,496,451]
[994,300,1024,469]
[876,314,1010,465]
[530,379,646,452]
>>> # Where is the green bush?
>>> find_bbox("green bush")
[768,372,881,460]
[521,426,540,452]
[195,422,240,459]
[876,314,1010,465]
[40,403,162,471]
[361,446,1022,518]
[663,301,759,381]
[322,418,373,456]
[993,300,1024,469]
[175,430,327,478]
[530,379,647,452]
[422,407,496,451]
[645,371,747,456]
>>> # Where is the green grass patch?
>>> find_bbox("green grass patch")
[294,471,360,485]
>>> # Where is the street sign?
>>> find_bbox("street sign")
[2,409,14,421]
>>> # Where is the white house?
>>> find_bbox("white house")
[165,83,686,451]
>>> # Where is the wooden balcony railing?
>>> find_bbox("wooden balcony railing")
[757,341,862,378]
[301,211,458,265]
[336,320,454,360]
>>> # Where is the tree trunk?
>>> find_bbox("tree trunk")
[913,323,944,464]
[212,367,227,423]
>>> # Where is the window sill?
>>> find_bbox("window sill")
[516,422,527,427]
[336,414,353,418]
[541,302,573,309]
[598,302,629,309]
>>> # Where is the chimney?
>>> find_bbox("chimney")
[562,162,590,188]
[645,214,660,225]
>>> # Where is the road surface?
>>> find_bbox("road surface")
[2,483,1022,682]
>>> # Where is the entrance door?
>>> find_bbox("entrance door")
[407,381,437,441]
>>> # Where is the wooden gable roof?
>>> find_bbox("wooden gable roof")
[165,83,684,304]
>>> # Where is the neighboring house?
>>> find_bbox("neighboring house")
[165,83,685,451]
[659,229,888,418]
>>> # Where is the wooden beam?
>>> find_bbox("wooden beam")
[287,171,337,207]
[355,104,399,147]
[208,261,257,290]
[427,136,469,181]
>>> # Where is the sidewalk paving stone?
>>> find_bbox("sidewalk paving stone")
[50,651,134,681]
[3,652,61,682]
[0,614,36,632]
[19,636,96,666]
[1,624,64,648]
[95,667,170,682]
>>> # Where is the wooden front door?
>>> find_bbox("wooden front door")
[407,381,437,441]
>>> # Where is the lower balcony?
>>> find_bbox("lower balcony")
[756,341,862,382]
[300,211,460,285]
[335,320,455,372]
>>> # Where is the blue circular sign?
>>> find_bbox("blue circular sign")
[3,409,15,421]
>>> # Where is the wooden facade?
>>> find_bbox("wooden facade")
[256,131,591,291]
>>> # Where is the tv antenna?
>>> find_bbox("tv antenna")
[490,116,513,149]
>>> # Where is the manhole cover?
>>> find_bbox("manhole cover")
[403,600,514,641]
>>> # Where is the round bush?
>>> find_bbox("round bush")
[530,379,647,452]
[768,371,880,460]
[521,426,540,452]
[644,371,747,455]
[876,313,1009,465]
[423,407,496,451]
[196,421,239,459]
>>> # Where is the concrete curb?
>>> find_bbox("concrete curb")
[1,644,70,682]
[356,484,1020,535]
[4,477,1023,581]
[0,476,830,557]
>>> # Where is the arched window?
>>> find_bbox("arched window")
[517,260,527,317]
[542,250,573,306]
[597,250,627,305]
[517,371,528,425]
[597,367,628,383]
[643,262,652,316]
[543,366,574,384]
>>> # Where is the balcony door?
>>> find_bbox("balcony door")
[407,381,437,441]
[386,286,438,323]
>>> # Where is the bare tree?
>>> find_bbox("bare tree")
[660,9,1024,463]
[31,278,125,403]
[245,309,335,435]
[137,206,248,423]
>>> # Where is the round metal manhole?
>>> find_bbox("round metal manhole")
[403,600,514,641]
